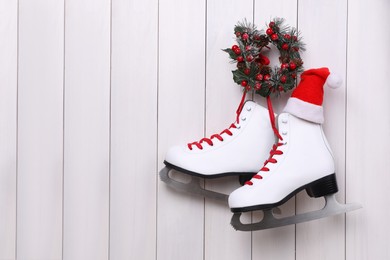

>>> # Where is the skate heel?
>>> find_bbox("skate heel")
[306,174,339,198]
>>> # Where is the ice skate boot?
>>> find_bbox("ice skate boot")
[159,91,275,202]
[229,68,361,231]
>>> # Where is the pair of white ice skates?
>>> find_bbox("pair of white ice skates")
[160,68,361,231]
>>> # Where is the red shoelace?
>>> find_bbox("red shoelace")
[187,90,248,150]
[187,90,283,153]
[245,141,284,185]
[245,96,283,186]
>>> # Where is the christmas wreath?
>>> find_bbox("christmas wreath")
[224,18,305,97]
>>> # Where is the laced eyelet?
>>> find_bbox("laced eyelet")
[241,117,246,121]
[187,91,247,150]
[245,142,284,185]
[246,107,252,111]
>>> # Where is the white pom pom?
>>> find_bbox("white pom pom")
[326,73,342,89]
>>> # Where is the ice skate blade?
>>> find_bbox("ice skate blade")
[159,166,228,203]
[230,194,362,231]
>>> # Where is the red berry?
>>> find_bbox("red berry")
[236,56,244,62]
[254,34,260,40]
[278,86,284,91]
[264,74,271,81]
[232,45,239,50]
[255,83,262,90]
[258,54,270,65]
[246,85,251,91]
[282,43,289,50]
[289,62,296,70]
[281,63,289,69]
[269,21,275,27]
[292,73,297,79]
[236,31,241,37]
[242,33,249,40]
[241,80,248,87]
[293,47,299,52]
[246,55,253,62]
[280,75,287,83]
[245,45,252,51]
[271,34,278,41]
[266,28,273,35]
[244,68,250,75]
[234,48,241,55]
[284,34,291,40]
[255,74,263,81]
[293,35,298,41]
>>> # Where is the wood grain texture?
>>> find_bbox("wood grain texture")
[17,0,64,259]
[0,0,17,258]
[62,0,110,259]
[157,0,206,259]
[110,0,158,259]
[295,1,348,259]
[204,0,253,259]
[346,0,390,259]
[252,1,297,259]
[1,1,386,259]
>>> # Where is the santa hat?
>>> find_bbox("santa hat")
[283,67,342,124]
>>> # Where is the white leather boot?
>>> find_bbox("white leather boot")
[228,112,338,212]
[226,68,360,231]
[164,99,275,179]
[229,67,341,212]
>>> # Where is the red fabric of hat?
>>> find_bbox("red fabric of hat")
[283,67,340,124]
[291,68,330,106]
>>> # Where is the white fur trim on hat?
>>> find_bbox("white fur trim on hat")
[283,97,324,124]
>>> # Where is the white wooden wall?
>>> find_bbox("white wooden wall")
[0,0,389,259]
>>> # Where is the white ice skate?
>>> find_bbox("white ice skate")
[159,91,275,202]
[229,68,361,231]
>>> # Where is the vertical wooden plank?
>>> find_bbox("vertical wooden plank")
[17,0,64,259]
[63,0,110,259]
[204,1,253,259]
[346,0,390,259]
[157,0,206,259]
[295,1,348,259]
[252,1,297,259]
[0,0,17,258]
[110,0,158,259]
